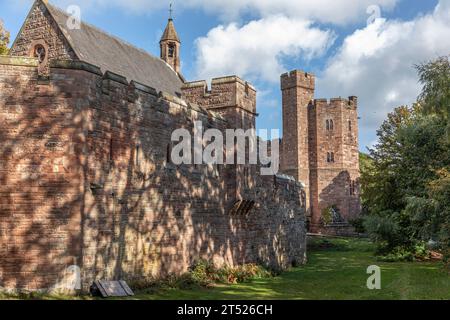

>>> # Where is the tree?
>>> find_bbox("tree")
[362,57,450,261]
[0,19,10,55]
[416,56,450,137]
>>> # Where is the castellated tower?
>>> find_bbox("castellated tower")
[280,71,315,214]
[281,70,361,235]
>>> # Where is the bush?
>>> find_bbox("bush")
[130,260,274,293]
[349,217,366,233]
[363,213,403,252]
[376,242,430,262]
[190,260,272,285]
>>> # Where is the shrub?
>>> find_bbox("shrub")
[129,260,274,293]
[363,213,402,253]
[349,217,366,233]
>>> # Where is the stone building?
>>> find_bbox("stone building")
[0,0,307,291]
[280,71,361,235]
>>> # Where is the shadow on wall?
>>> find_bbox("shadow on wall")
[0,63,306,291]
[316,171,360,228]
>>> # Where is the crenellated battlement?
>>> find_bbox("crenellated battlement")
[281,69,315,91]
[313,96,358,109]
[182,75,257,114]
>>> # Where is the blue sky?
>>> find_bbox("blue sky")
[1,0,449,151]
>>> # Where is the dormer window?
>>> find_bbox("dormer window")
[168,43,175,58]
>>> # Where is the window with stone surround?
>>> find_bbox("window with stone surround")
[33,44,46,63]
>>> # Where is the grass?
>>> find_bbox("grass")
[129,237,449,300]
[2,237,449,300]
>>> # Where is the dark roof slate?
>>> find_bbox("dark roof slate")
[45,2,183,96]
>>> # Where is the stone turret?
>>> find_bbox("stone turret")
[160,16,181,74]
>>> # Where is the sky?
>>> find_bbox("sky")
[1,0,449,152]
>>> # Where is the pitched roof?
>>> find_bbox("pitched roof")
[45,2,183,96]
[160,19,180,43]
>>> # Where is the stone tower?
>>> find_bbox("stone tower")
[160,16,181,74]
[281,70,361,235]
[280,70,315,214]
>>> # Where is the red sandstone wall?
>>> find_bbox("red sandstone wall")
[0,59,306,291]
[10,1,77,62]
[280,71,315,215]
[308,98,361,233]
[0,57,85,290]
[280,69,361,235]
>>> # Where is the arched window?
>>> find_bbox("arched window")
[326,120,330,131]
[331,152,335,162]
[348,120,352,131]
[327,152,331,163]
[330,120,334,130]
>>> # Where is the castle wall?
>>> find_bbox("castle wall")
[0,58,306,291]
[0,57,85,290]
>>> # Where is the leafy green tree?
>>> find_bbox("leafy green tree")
[404,169,450,266]
[362,56,450,260]
[0,19,10,55]
[416,56,450,136]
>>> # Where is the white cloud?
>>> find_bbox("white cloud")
[317,0,450,149]
[47,0,398,25]
[193,16,335,82]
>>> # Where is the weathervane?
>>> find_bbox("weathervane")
[169,3,173,20]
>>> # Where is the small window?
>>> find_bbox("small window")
[168,43,175,58]
[109,137,114,161]
[34,44,46,63]
[327,152,335,163]
[350,180,356,195]
[348,120,352,131]
[135,145,140,167]
[166,143,171,164]
[326,119,334,131]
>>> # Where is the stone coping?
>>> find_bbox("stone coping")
[0,55,38,67]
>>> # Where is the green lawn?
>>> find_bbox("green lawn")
[130,237,449,300]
